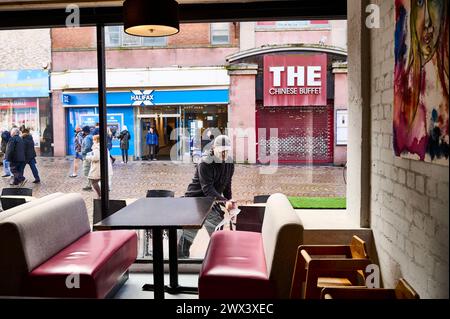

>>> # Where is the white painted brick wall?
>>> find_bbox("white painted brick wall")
[0,29,51,70]
[369,0,449,298]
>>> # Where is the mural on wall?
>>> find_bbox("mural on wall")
[394,0,449,165]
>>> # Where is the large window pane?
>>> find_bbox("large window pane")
[122,32,141,46]
[105,26,121,47]
[105,25,167,47]
[211,23,230,44]
[142,36,167,47]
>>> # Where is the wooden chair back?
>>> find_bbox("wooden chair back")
[320,278,420,299]
[350,235,368,259]
[349,235,369,284]
[291,235,371,299]
[395,278,420,299]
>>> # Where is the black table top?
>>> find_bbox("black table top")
[93,197,215,230]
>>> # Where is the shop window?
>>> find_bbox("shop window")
[211,23,230,45]
[105,26,167,47]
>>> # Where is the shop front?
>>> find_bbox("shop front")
[259,54,333,164]
[0,70,51,156]
[227,47,347,165]
[138,104,227,160]
[62,89,229,161]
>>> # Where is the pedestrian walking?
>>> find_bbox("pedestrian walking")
[1,128,12,177]
[69,126,83,177]
[86,135,113,198]
[21,128,41,184]
[92,122,100,136]
[146,127,159,161]
[107,127,116,164]
[5,127,26,186]
[118,125,131,164]
[81,126,94,191]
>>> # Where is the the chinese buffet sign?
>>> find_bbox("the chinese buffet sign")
[263,54,327,106]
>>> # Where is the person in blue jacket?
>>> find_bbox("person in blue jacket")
[146,127,159,161]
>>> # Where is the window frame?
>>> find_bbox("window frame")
[210,22,230,45]
[105,26,167,48]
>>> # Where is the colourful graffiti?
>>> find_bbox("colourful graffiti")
[394,0,449,164]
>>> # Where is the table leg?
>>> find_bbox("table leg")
[168,228,179,289]
[149,228,164,299]
[166,228,198,295]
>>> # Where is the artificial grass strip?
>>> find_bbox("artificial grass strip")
[288,197,347,209]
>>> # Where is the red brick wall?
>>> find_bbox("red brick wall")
[51,23,240,71]
[169,23,210,46]
[51,27,96,49]
[51,23,239,49]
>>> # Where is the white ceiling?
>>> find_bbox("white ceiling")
[0,0,278,11]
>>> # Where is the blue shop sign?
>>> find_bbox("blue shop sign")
[0,70,49,98]
[62,89,229,106]
[131,90,154,106]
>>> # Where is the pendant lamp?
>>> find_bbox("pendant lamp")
[123,0,180,37]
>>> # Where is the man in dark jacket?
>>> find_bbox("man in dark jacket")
[5,128,26,186]
[22,129,40,184]
[1,129,12,177]
[178,135,235,258]
[118,126,131,164]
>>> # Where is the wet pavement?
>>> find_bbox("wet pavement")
[1,156,346,224]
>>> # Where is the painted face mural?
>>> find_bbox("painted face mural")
[413,0,445,64]
[394,0,449,164]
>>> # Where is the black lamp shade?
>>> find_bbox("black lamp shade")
[124,0,180,37]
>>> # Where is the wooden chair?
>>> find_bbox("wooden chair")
[321,278,420,299]
[290,235,372,299]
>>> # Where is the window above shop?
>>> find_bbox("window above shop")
[256,20,330,30]
[105,26,167,48]
[210,23,230,45]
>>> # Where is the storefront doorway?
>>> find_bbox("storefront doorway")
[140,115,179,160]
[182,105,227,160]
[138,104,228,161]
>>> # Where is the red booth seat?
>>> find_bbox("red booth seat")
[199,231,275,299]
[199,194,304,299]
[26,230,137,299]
[0,193,137,298]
